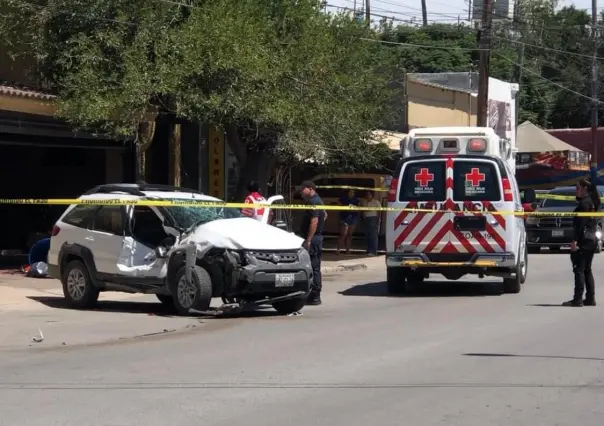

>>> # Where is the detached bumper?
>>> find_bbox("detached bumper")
[385,252,517,269]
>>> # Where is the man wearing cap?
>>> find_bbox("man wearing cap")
[299,180,326,305]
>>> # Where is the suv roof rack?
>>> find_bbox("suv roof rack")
[83,183,205,197]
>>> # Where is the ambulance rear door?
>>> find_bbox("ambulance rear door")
[387,158,450,254]
[449,157,510,254]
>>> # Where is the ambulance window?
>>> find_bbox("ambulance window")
[399,162,446,201]
[453,161,501,201]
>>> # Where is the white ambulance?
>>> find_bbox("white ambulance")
[385,127,527,295]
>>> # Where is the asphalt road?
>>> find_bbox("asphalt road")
[1,251,604,426]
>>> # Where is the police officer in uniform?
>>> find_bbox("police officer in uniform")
[563,177,600,307]
[299,181,326,306]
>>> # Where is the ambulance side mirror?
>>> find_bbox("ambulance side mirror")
[523,189,536,204]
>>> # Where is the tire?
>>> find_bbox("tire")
[386,267,408,295]
[503,248,525,294]
[272,297,306,315]
[519,246,528,284]
[406,272,425,286]
[156,294,173,305]
[62,260,100,309]
[171,265,213,315]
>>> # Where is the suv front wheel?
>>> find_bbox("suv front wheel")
[171,265,213,315]
[62,260,100,309]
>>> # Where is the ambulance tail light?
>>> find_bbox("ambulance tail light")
[388,178,399,202]
[502,178,513,202]
[468,138,487,152]
[413,139,433,153]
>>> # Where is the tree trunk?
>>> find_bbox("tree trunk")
[136,120,156,181]
[234,150,277,200]
[170,123,182,187]
[225,125,278,200]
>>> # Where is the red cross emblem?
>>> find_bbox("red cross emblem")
[465,168,486,186]
[414,168,434,187]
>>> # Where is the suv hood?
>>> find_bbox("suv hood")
[181,217,303,250]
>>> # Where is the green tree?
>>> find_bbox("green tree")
[0,0,397,197]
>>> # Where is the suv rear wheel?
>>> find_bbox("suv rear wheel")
[386,267,408,295]
[172,265,213,315]
[62,260,99,308]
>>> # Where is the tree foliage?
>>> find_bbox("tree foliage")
[376,0,601,130]
[0,0,398,195]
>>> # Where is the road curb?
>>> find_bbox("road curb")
[321,263,368,274]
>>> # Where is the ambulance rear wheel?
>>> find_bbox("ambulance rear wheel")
[503,249,525,294]
[406,272,424,286]
[386,267,408,295]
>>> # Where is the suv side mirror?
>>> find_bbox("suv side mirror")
[274,220,288,231]
[523,188,536,204]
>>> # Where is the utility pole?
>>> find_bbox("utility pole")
[477,0,494,127]
[591,0,599,184]
[365,0,371,26]
[421,0,428,26]
[468,0,472,23]
[513,1,525,142]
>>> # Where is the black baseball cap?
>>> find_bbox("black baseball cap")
[299,180,316,191]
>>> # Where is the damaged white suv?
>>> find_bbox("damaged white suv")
[47,184,312,315]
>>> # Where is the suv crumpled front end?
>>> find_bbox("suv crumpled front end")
[168,217,313,301]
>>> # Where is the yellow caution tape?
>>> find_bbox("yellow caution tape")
[0,198,602,216]
[535,193,604,202]
[313,188,595,200]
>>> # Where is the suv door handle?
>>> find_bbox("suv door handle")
[85,236,94,242]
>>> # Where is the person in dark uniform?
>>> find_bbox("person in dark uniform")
[563,177,600,307]
[299,180,326,306]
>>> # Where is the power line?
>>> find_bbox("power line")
[359,37,487,51]
[496,52,604,104]
[494,35,604,61]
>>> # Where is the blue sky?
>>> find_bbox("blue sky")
[326,0,599,25]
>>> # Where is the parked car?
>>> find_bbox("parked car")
[525,185,604,253]
[47,183,312,315]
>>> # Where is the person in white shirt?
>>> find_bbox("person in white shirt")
[364,191,381,255]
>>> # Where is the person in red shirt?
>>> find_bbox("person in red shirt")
[241,181,267,221]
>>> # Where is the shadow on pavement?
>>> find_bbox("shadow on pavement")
[26,296,283,318]
[339,280,502,298]
[527,303,567,307]
[464,352,604,361]
[27,296,177,316]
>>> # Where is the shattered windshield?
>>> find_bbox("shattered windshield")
[164,204,242,229]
